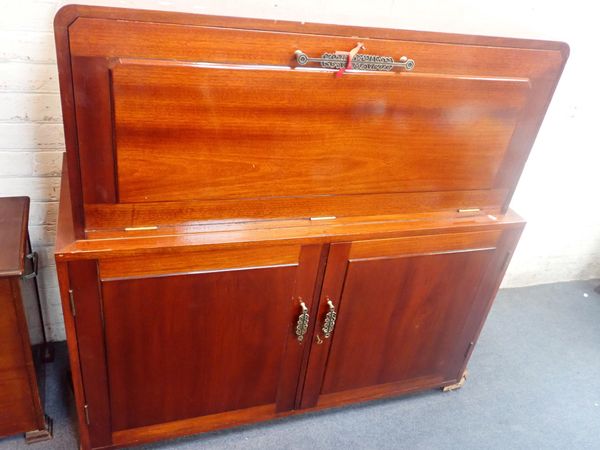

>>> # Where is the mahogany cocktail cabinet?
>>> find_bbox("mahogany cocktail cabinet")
[53,5,568,449]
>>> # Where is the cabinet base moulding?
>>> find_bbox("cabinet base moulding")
[111,376,463,449]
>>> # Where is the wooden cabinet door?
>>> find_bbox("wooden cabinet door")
[301,228,521,409]
[67,244,322,447]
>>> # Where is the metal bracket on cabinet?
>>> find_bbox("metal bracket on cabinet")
[68,289,76,317]
[21,252,38,280]
[83,404,90,425]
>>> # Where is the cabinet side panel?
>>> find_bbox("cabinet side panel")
[451,225,525,379]
[55,12,85,238]
[0,278,37,435]
[10,277,45,431]
[55,262,91,449]
[68,260,112,448]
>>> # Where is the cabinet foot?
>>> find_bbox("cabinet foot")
[442,369,468,392]
[25,415,53,444]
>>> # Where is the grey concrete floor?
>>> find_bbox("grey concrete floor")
[1,279,599,449]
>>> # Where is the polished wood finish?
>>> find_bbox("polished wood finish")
[98,243,300,279]
[58,209,525,261]
[0,279,40,436]
[303,232,500,407]
[105,269,295,430]
[55,260,91,449]
[84,189,509,232]
[54,4,568,233]
[68,261,112,448]
[0,198,49,440]
[53,5,567,450]
[101,246,316,431]
[111,61,527,203]
[347,230,501,259]
[0,197,29,277]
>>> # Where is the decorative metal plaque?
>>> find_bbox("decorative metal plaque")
[295,50,415,72]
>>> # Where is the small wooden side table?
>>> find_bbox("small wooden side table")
[0,197,52,443]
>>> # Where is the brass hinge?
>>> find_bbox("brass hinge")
[124,225,158,231]
[83,404,90,425]
[310,216,336,221]
[68,289,76,317]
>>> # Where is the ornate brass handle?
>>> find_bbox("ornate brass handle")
[322,299,337,339]
[295,50,414,72]
[295,301,310,342]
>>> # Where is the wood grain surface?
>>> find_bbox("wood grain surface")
[54,5,568,231]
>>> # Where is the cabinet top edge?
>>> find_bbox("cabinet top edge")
[55,4,569,56]
[55,209,525,261]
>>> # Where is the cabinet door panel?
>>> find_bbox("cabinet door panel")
[103,267,295,430]
[321,249,494,394]
[301,230,513,408]
[111,61,527,204]
[70,244,322,436]
[67,15,564,226]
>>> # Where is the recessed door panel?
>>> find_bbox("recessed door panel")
[69,245,322,435]
[301,230,504,407]
[111,62,529,203]
[102,267,295,430]
[321,249,495,394]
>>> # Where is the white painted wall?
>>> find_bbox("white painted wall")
[1,0,598,341]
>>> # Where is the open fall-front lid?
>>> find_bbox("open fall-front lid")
[54,5,568,237]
